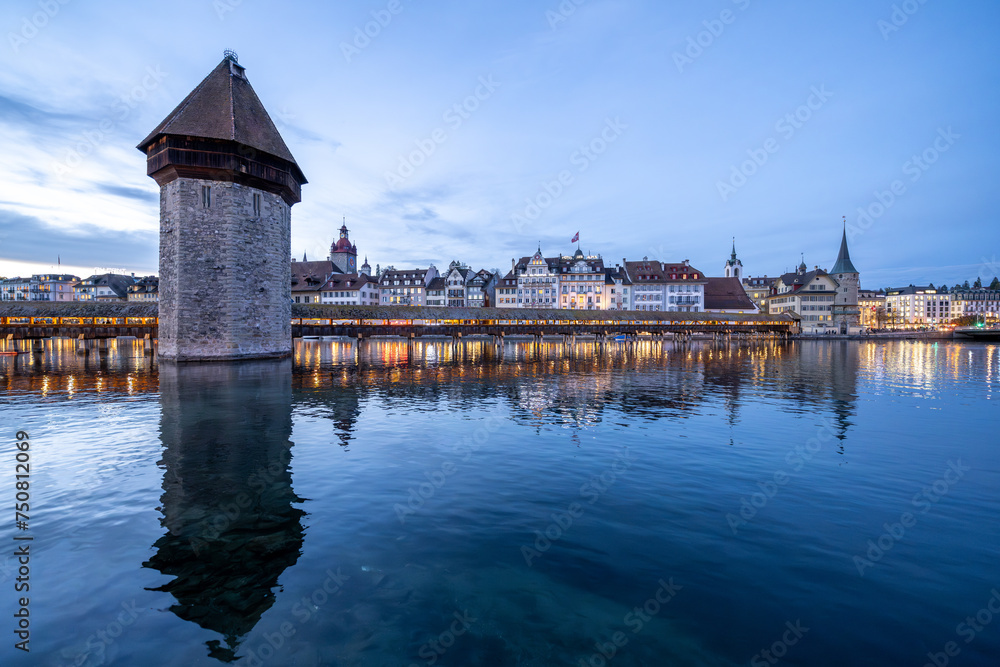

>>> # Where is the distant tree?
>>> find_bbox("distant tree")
[974,277,983,289]
[991,277,1000,290]
[939,284,949,293]
[963,280,971,290]
[952,315,980,327]
[928,283,935,289]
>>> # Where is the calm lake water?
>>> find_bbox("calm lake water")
[1,337,998,666]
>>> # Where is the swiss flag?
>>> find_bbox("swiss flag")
[571,232,579,243]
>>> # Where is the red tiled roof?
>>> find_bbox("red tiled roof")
[704,277,757,311]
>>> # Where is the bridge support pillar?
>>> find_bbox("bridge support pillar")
[31,339,44,354]
[76,335,89,355]
[144,334,154,355]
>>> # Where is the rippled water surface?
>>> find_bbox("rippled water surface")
[1,338,998,666]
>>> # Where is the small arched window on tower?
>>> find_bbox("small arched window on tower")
[201,186,211,208]
[253,193,261,217]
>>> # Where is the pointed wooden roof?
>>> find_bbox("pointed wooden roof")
[137,57,300,169]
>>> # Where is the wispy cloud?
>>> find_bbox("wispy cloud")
[0,208,156,270]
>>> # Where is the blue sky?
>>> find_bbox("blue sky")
[1,0,998,288]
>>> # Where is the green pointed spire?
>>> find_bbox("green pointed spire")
[831,223,858,274]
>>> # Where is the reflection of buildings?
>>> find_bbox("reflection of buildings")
[145,360,304,662]
[293,378,367,448]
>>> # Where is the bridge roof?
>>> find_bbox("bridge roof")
[0,302,158,317]
[290,304,799,322]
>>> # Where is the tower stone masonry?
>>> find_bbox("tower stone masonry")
[138,53,307,361]
[831,225,861,334]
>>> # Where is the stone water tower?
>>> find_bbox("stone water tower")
[830,223,861,334]
[137,52,307,361]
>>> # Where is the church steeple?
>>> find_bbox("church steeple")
[724,238,743,279]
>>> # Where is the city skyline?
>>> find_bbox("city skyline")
[1,0,999,287]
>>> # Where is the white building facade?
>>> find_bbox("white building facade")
[379,266,439,306]
[885,286,952,327]
[624,259,706,312]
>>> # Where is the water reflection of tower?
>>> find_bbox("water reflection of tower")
[787,341,859,453]
[702,344,747,436]
[145,360,304,662]
[825,341,860,452]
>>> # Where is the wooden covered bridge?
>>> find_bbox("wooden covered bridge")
[0,302,799,347]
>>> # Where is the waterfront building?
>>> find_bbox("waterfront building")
[512,249,561,308]
[379,266,438,305]
[319,273,379,306]
[858,289,886,329]
[291,260,335,304]
[0,276,31,301]
[830,227,862,334]
[421,264,498,307]
[74,274,135,302]
[884,286,951,327]
[1,274,80,301]
[127,276,159,302]
[724,239,743,279]
[139,52,307,361]
[765,260,839,333]
[495,271,519,308]
[602,265,632,311]
[623,258,706,312]
[35,274,80,301]
[444,261,473,307]
[949,288,1000,323]
[426,277,446,306]
[704,277,759,313]
[466,269,499,308]
[742,275,776,309]
[557,249,606,310]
